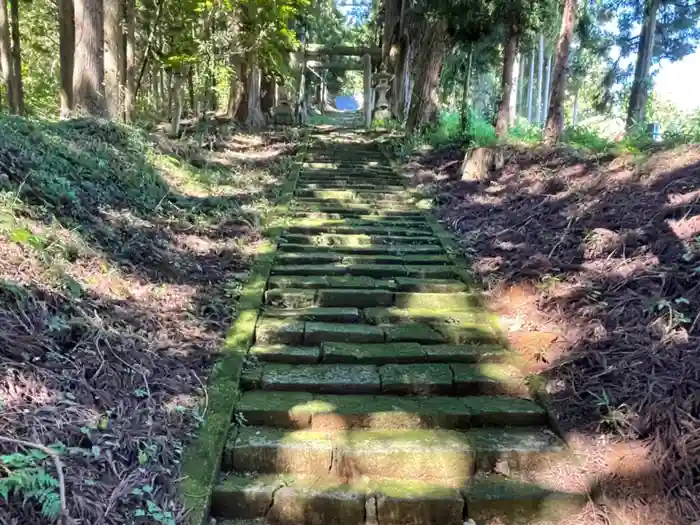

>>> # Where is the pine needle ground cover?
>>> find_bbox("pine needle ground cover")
[405,143,700,525]
[0,116,297,524]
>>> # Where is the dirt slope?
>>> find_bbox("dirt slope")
[407,143,700,525]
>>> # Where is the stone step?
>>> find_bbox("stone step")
[294,190,412,202]
[297,183,406,192]
[247,342,512,366]
[278,243,444,255]
[291,204,421,215]
[284,225,433,236]
[235,391,547,430]
[264,288,474,310]
[262,307,362,323]
[287,218,431,230]
[267,276,468,293]
[291,212,427,222]
[274,252,407,265]
[241,362,528,396]
[281,233,440,246]
[271,263,458,279]
[221,426,565,482]
[211,474,584,525]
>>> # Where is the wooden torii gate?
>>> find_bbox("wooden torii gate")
[294,44,388,128]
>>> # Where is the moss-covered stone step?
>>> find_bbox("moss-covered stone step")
[290,206,421,217]
[244,362,528,396]
[223,427,474,485]
[278,243,445,255]
[275,252,405,265]
[271,264,457,279]
[290,212,427,222]
[262,307,362,323]
[287,218,431,230]
[235,391,547,430]
[265,288,395,308]
[281,233,440,246]
[294,190,413,203]
[222,426,565,483]
[284,224,433,236]
[211,474,585,525]
[297,182,406,192]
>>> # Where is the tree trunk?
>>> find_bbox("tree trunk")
[572,87,579,126]
[544,53,552,114]
[460,45,472,134]
[544,0,577,144]
[123,0,135,121]
[508,53,520,127]
[527,47,534,123]
[536,33,544,125]
[382,0,402,70]
[0,0,16,114]
[495,25,519,137]
[73,0,106,116]
[9,0,23,115]
[626,0,660,129]
[243,52,265,129]
[261,74,276,115]
[226,58,243,118]
[170,68,188,137]
[518,54,526,117]
[406,19,449,134]
[391,34,408,119]
[187,67,195,113]
[104,0,121,119]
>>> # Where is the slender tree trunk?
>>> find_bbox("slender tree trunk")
[58,0,75,117]
[495,25,519,137]
[626,0,660,129]
[170,68,188,136]
[187,67,195,112]
[544,53,552,114]
[261,74,276,115]
[166,70,173,117]
[536,33,544,125]
[0,0,17,114]
[243,52,265,129]
[527,47,534,123]
[545,0,577,143]
[406,19,449,134]
[226,58,243,118]
[572,87,579,126]
[518,54,526,117]
[123,0,135,121]
[104,0,121,119]
[9,0,23,115]
[508,53,520,126]
[73,0,106,116]
[460,45,472,134]
[391,35,408,119]
[382,0,402,70]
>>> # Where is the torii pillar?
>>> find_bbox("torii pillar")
[363,53,372,129]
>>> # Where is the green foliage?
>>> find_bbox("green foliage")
[131,484,176,525]
[562,126,614,153]
[0,447,61,519]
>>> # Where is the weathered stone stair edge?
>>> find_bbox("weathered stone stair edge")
[375,142,571,444]
[180,137,311,525]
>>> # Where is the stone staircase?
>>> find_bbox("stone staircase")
[208,131,584,525]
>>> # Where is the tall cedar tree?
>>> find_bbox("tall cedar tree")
[544,0,577,143]
[9,0,23,114]
[104,0,122,119]
[59,0,74,117]
[0,0,16,113]
[626,0,660,128]
[73,0,106,115]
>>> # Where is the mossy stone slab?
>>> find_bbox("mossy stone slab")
[228,427,332,475]
[466,428,567,472]
[374,481,465,525]
[265,288,318,308]
[383,323,445,344]
[261,363,381,394]
[268,478,366,525]
[344,264,409,278]
[327,276,377,289]
[464,477,587,524]
[267,276,330,289]
[403,266,456,279]
[304,322,385,345]
[235,391,315,428]
[339,254,405,265]
[431,323,500,345]
[401,254,451,265]
[424,344,511,363]
[240,365,263,390]
[317,288,394,308]
[460,396,547,427]
[451,364,528,396]
[394,277,468,293]
[263,307,362,323]
[334,430,473,485]
[248,344,321,364]
[321,342,425,364]
[307,395,428,430]
[275,252,344,265]
[254,318,305,345]
[271,264,349,276]
[379,363,454,395]
[211,475,284,519]
[393,292,476,310]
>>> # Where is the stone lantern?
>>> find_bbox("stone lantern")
[372,68,393,122]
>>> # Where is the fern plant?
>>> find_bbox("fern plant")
[0,448,61,518]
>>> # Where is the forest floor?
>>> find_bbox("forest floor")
[404,141,700,525]
[0,116,297,524]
